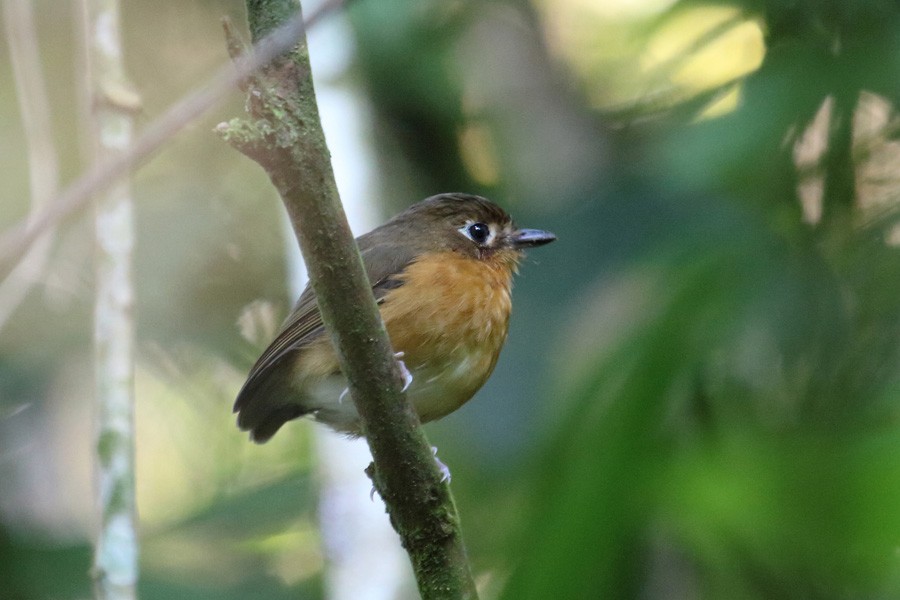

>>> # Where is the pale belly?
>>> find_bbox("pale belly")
[308,345,499,436]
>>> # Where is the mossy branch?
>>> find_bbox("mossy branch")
[218,1,478,598]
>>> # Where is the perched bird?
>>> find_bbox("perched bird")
[234,193,556,443]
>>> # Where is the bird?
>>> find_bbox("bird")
[234,192,556,444]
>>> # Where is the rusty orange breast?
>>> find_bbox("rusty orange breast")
[379,249,519,422]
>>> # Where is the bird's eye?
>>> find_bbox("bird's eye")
[465,222,490,244]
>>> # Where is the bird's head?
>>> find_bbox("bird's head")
[385,193,556,267]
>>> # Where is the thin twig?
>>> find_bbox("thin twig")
[0,0,343,280]
[0,0,60,331]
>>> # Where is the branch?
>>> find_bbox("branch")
[0,0,340,281]
[81,0,139,597]
[0,0,60,331]
[220,1,478,597]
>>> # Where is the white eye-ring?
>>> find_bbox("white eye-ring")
[458,221,493,245]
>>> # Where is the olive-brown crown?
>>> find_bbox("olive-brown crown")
[364,193,518,259]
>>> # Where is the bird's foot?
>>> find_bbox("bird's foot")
[341,352,410,403]
[394,351,413,392]
[432,446,451,483]
[369,448,451,498]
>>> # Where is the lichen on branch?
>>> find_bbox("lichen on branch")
[219,1,479,598]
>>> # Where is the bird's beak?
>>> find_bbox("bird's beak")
[509,228,557,248]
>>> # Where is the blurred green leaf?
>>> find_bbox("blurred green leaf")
[170,473,314,538]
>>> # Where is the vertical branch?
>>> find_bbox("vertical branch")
[0,0,60,331]
[284,225,412,600]
[220,1,479,597]
[280,12,413,597]
[81,0,141,597]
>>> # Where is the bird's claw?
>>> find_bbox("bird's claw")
[395,351,413,392]
[341,352,410,403]
[432,446,451,483]
[369,448,449,500]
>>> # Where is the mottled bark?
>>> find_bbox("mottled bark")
[219,1,478,597]
[83,0,139,597]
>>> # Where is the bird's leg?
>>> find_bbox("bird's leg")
[432,446,451,483]
[394,351,413,392]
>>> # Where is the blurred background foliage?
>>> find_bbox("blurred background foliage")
[4,0,900,598]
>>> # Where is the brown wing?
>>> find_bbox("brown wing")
[233,232,418,442]
[239,284,324,386]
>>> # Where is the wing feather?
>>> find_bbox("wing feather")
[234,233,419,409]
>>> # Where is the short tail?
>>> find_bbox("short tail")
[233,359,310,443]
